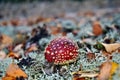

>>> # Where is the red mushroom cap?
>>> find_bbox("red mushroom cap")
[44,37,79,65]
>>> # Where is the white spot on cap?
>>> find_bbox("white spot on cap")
[46,50,50,54]
[64,46,66,48]
[61,42,63,44]
[59,50,63,53]
[51,52,54,55]
[55,51,57,53]
[57,44,59,46]
[61,56,64,59]
[58,46,61,49]
[53,57,55,59]
[54,47,56,49]
[70,52,73,55]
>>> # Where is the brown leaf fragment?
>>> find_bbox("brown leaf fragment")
[86,52,96,61]
[72,71,98,80]
[2,63,28,80]
[97,61,112,80]
[101,43,120,53]
[92,21,103,36]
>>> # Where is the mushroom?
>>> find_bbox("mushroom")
[44,37,79,65]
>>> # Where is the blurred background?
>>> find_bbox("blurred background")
[0,0,120,20]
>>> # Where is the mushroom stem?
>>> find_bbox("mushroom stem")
[41,66,46,75]
[12,59,14,63]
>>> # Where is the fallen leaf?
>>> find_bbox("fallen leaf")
[98,61,112,80]
[94,42,120,53]
[92,21,103,36]
[84,11,95,17]
[25,43,38,55]
[2,76,15,80]
[0,34,13,49]
[97,61,118,80]
[3,63,27,79]
[73,77,85,80]
[0,50,7,60]
[109,62,119,79]
[72,71,98,80]
[1,21,8,26]
[101,43,120,53]
[10,19,19,26]
[86,52,96,61]
[7,51,20,59]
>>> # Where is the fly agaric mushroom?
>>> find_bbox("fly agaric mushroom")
[44,37,79,65]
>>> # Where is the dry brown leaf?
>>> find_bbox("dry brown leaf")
[10,19,19,26]
[73,77,85,80]
[0,50,7,60]
[7,51,20,59]
[0,34,13,49]
[92,21,103,36]
[72,71,98,80]
[84,11,95,17]
[1,21,8,26]
[86,52,96,61]
[4,63,27,78]
[50,26,62,35]
[98,61,119,80]
[101,43,120,53]
[97,61,111,80]
[25,44,38,55]
[2,76,15,80]
[27,44,38,52]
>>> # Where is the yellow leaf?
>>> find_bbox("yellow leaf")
[109,62,119,80]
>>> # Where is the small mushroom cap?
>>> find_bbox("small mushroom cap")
[45,37,79,65]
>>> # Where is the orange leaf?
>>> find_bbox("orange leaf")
[109,62,119,79]
[2,76,15,80]
[7,51,20,59]
[92,21,103,36]
[98,61,119,80]
[5,63,27,78]
[0,34,13,49]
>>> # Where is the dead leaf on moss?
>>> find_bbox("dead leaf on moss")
[2,76,15,80]
[101,43,120,53]
[73,77,85,80]
[0,34,13,49]
[109,62,119,79]
[0,50,7,60]
[98,61,112,80]
[7,51,20,59]
[2,63,27,79]
[92,21,103,36]
[86,52,96,61]
[97,61,118,80]
[72,71,98,80]
[94,42,120,53]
